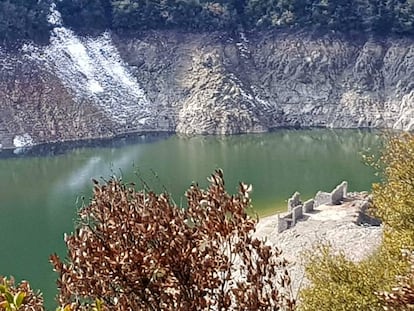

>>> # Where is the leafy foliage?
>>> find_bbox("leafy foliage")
[377,250,414,310]
[51,170,295,310]
[109,0,240,31]
[299,244,391,310]
[3,0,414,46]
[56,0,111,34]
[0,276,44,311]
[372,133,414,234]
[0,0,50,45]
[299,133,414,310]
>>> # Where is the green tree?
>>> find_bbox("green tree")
[0,276,44,311]
[0,0,50,45]
[57,0,111,33]
[392,0,414,35]
[111,0,163,30]
[244,0,297,28]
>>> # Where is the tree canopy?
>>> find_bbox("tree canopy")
[1,0,414,45]
[0,0,50,45]
[59,0,414,35]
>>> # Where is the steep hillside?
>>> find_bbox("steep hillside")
[1,26,414,149]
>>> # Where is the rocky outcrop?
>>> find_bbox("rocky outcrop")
[1,29,414,148]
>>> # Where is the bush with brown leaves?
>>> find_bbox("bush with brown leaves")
[51,170,295,310]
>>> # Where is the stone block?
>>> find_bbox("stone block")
[292,205,303,225]
[303,199,315,213]
[277,214,290,233]
[314,191,331,207]
[288,191,301,212]
[331,181,348,205]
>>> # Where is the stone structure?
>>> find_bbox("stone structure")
[331,181,348,204]
[292,205,303,225]
[277,192,307,233]
[277,214,289,234]
[288,191,301,212]
[314,191,331,208]
[314,181,348,206]
[256,191,382,296]
[1,30,414,148]
[302,199,315,213]
[277,181,349,233]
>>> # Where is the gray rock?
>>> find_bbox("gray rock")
[288,191,302,212]
[314,191,331,208]
[331,181,348,204]
[303,199,315,213]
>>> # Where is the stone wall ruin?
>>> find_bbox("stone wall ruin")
[276,181,348,233]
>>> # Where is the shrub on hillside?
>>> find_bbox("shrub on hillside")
[377,250,414,310]
[51,170,295,310]
[299,133,414,310]
[299,244,389,310]
[372,133,414,238]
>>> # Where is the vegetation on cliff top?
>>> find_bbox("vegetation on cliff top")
[0,0,50,45]
[1,0,414,45]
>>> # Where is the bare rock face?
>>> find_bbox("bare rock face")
[0,48,115,149]
[1,30,414,148]
[115,32,281,136]
[175,49,267,135]
[111,30,414,134]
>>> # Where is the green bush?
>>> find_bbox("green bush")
[0,276,44,311]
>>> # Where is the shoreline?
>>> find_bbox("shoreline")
[0,127,383,153]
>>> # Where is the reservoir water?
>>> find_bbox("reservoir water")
[0,129,382,308]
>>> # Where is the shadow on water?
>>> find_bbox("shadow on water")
[0,132,173,159]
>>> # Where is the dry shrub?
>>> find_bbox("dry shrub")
[51,170,295,310]
[0,276,44,311]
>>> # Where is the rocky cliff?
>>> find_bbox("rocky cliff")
[1,27,413,149]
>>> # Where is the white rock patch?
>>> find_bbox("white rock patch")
[24,3,154,127]
[13,134,34,148]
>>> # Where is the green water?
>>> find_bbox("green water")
[0,129,382,308]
